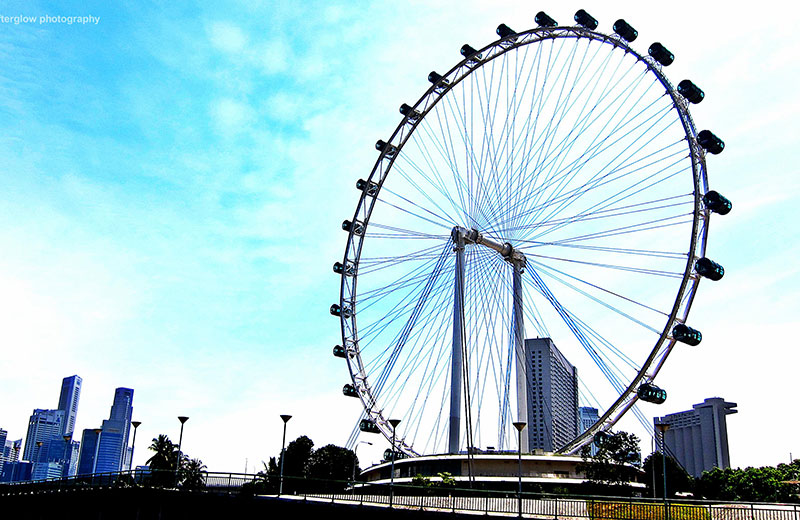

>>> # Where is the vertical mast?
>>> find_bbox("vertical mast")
[512,259,529,453]
[449,228,466,454]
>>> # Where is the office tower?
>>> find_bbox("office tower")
[76,429,100,475]
[57,375,82,436]
[22,409,65,463]
[654,397,737,478]
[525,338,579,452]
[578,407,599,456]
[0,429,6,474]
[95,387,134,473]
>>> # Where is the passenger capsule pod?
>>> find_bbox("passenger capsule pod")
[359,419,381,434]
[343,384,358,397]
[330,304,352,318]
[496,23,517,38]
[535,11,557,27]
[697,130,725,155]
[638,383,667,404]
[673,323,702,346]
[613,19,638,42]
[460,44,481,59]
[375,139,398,157]
[428,71,445,84]
[383,449,407,462]
[574,9,598,30]
[333,261,344,274]
[356,178,378,196]
[648,42,674,66]
[593,431,609,446]
[677,80,704,104]
[703,190,732,215]
[342,219,364,235]
[333,345,346,358]
[399,103,421,121]
[695,257,725,281]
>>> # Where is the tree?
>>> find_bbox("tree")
[147,434,178,471]
[578,431,642,492]
[643,452,693,498]
[695,460,800,503]
[306,444,357,482]
[179,458,207,490]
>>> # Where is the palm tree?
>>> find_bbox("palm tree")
[147,434,178,487]
[179,458,207,490]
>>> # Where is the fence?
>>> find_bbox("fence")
[1,470,798,520]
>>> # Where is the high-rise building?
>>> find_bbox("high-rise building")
[22,409,65,463]
[578,407,599,456]
[57,375,82,437]
[76,429,100,475]
[654,397,737,478]
[0,429,6,474]
[525,338,579,452]
[95,388,134,473]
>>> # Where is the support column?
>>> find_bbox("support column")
[449,229,466,454]
[513,259,529,453]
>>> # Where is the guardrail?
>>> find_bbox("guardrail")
[2,470,798,520]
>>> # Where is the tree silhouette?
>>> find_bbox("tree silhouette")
[578,431,642,493]
[643,451,693,498]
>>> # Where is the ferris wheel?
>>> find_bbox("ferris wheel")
[332,9,731,457]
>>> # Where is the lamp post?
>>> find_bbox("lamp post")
[176,416,189,487]
[352,441,372,484]
[130,421,141,474]
[388,419,401,508]
[279,414,292,495]
[513,422,527,518]
[655,422,670,520]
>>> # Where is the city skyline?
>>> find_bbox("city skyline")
[1,1,798,472]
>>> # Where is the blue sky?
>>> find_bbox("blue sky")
[1,1,798,472]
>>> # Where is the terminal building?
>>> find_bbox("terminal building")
[654,397,737,478]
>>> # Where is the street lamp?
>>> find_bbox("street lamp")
[176,416,189,487]
[655,422,670,520]
[279,414,292,495]
[388,419,401,508]
[352,441,372,484]
[130,421,142,474]
[513,422,527,519]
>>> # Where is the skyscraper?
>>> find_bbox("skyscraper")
[57,375,82,437]
[525,338,579,452]
[578,407,599,456]
[95,387,134,473]
[22,409,65,463]
[654,397,738,478]
[0,429,7,474]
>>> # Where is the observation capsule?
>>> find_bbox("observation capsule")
[677,80,704,104]
[496,23,516,38]
[359,419,381,434]
[697,130,725,155]
[695,257,725,281]
[330,304,352,318]
[703,190,732,215]
[536,11,557,27]
[648,42,674,66]
[333,345,346,358]
[460,44,481,59]
[333,261,344,274]
[428,71,445,84]
[375,139,397,157]
[574,9,598,30]
[638,383,667,404]
[673,323,702,346]
[613,19,638,42]
[399,103,421,121]
[343,384,358,397]
[356,178,378,196]
[342,219,364,235]
[593,431,609,446]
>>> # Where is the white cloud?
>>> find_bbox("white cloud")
[207,21,249,54]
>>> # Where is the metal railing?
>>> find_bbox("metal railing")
[2,470,798,520]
